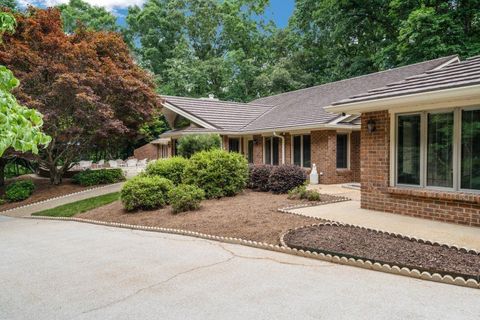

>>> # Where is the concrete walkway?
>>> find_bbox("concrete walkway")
[301,184,480,250]
[1,217,479,320]
[0,182,124,218]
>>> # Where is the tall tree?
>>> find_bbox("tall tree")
[0,8,160,184]
[57,0,119,33]
[0,11,50,186]
[0,0,17,11]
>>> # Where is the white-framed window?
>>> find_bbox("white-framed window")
[394,107,480,192]
[160,145,169,158]
[264,136,280,165]
[291,135,311,168]
[336,133,350,169]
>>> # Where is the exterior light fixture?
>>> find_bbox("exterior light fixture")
[367,119,376,133]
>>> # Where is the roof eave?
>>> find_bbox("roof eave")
[325,84,480,114]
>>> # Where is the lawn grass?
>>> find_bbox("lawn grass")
[32,192,120,217]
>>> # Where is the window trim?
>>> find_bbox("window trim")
[263,136,279,165]
[290,134,311,168]
[392,107,480,193]
[336,133,350,169]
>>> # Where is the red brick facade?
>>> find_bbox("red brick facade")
[361,111,480,227]
[223,130,360,184]
[134,143,159,160]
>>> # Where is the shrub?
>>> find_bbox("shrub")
[168,184,205,214]
[287,185,320,201]
[177,134,221,158]
[145,157,189,185]
[183,149,248,199]
[72,169,125,186]
[248,165,273,191]
[268,165,307,194]
[121,176,174,211]
[5,180,35,202]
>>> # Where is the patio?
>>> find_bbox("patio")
[299,184,480,250]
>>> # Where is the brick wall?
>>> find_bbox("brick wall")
[252,135,263,164]
[134,143,159,161]
[361,111,480,227]
[310,130,360,184]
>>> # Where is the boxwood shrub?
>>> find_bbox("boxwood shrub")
[72,169,125,186]
[248,165,273,191]
[5,180,35,202]
[121,176,174,211]
[268,165,307,194]
[145,157,189,185]
[183,149,248,199]
[168,184,205,214]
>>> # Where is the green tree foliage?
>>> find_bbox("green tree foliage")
[177,134,221,158]
[57,0,118,33]
[0,0,17,11]
[0,12,50,186]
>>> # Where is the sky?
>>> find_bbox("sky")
[18,0,296,28]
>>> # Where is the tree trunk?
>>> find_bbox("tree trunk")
[0,158,6,187]
[49,164,63,185]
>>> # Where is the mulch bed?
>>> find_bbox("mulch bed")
[283,224,480,280]
[0,176,97,212]
[77,190,344,245]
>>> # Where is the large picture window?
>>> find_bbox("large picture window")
[292,135,311,168]
[336,134,349,169]
[395,108,480,191]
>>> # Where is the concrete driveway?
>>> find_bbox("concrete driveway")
[1,217,479,320]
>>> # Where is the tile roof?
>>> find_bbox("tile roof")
[244,55,458,130]
[161,55,458,133]
[332,55,479,105]
[163,96,274,130]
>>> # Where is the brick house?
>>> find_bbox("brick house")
[135,55,456,185]
[326,55,480,227]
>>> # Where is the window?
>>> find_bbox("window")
[461,109,480,190]
[264,137,280,165]
[292,135,311,168]
[397,115,421,185]
[160,145,169,158]
[395,108,480,191]
[228,138,240,153]
[247,140,254,164]
[336,134,349,169]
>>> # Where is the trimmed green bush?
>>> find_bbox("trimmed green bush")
[183,149,248,199]
[177,134,221,158]
[5,180,35,202]
[145,157,189,185]
[72,169,125,186]
[121,176,174,211]
[268,165,307,194]
[248,165,273,191]
[168,184,205,213]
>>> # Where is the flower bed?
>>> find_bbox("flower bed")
[282,223,480,281]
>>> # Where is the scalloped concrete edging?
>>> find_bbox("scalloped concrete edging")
[0,183,124,216]
[26,214,479,290]
[280,221,480,290]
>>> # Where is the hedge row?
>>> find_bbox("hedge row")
[248,164,307,194]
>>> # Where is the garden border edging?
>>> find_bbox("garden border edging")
[0,182,124,215]
[25,214,479,290]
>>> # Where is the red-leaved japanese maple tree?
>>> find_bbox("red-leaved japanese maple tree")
[0,8,161,184]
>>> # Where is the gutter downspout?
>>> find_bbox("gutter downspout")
[273,132,285,165]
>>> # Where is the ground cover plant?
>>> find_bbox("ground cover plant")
[121,176,174,211]
[283,224,480,280]
[4,179,35,202]
[145,157,189,185]
[32,192,120,217]
[288,185,321,201]
[72,169,125,186]
[183,149,248,199]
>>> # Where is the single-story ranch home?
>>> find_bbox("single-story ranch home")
[326,55,480,227]
[135,55,457,184]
